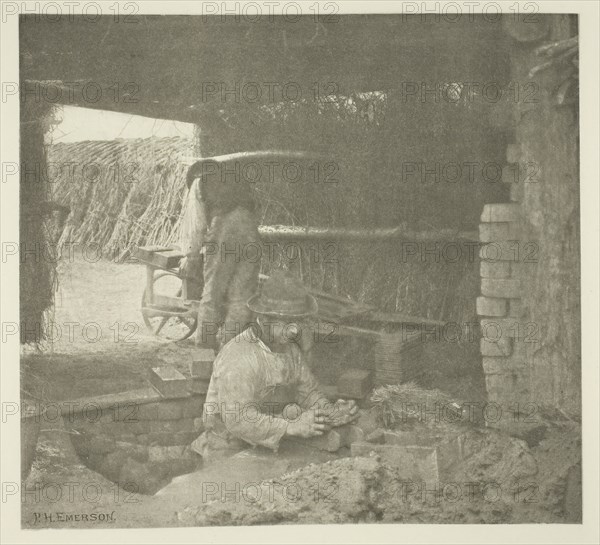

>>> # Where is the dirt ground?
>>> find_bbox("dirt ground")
[20,255,581,527]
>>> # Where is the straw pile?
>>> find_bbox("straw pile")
[370,382,463,430]
[50,136,194,260]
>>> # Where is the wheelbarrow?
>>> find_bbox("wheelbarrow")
[133,242,376,343]
[134,245,200,342]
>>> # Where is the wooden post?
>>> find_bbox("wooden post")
[146,266,155,303]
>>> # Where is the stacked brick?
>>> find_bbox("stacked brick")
[478,196,531,409]
[62,388,205,495]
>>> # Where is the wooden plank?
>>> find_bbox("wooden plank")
[133,245,172,262]
[150,250,185,269]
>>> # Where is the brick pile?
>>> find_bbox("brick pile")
[478,181,531,408]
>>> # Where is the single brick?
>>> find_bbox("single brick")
[480,203,520,223]
[479,222,512,242]
[476,296,507,317]
[480,318,523,339]
[337,369,373,399]
[481,278,521,298]
[479,261,510,278]
[506,143,521,164]
[479,242,523,262]
[190,349,215,379]
[482,356,527,375]
[480,337,512,357]
[480,261,511,279]
[149,366,189,399]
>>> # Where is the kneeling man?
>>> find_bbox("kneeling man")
[192,270,357,461]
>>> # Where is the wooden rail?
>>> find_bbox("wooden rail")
[258,225,479,242]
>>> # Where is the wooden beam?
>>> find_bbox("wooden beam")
[258,224,479,242]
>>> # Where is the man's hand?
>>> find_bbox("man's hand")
[286,408,329,438]
[322,399,359,427]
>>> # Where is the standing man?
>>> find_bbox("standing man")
[186,159,261,350]
[191,270,358,462]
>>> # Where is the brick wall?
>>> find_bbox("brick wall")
[62,387,205,495]
[477,202,533,408]
[477,15,580,416]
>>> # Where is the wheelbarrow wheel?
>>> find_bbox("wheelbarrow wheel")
[141,271,198,342]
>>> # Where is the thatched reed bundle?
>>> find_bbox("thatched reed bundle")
[51,136,194,260]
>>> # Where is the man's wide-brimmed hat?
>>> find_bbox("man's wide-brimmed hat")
[247,270,318,318]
